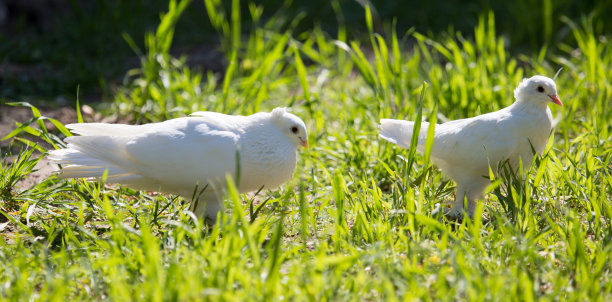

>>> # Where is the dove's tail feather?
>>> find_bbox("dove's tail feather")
[379,119,430,150]
[66,123,145,137]
[48,136,140,181]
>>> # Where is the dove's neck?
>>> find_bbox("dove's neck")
[510,97,549,115]
[508,96,554,157]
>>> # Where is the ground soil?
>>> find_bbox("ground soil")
[1,104,79,189]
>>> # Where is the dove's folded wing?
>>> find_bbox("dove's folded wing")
[66,123,146,136]
[189,111,248,131]
[53,117,242,194]
[430,114,514,171]
[379,119,430,150]
[123,118,240,189]
[65,110,245,136]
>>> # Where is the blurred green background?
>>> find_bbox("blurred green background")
[0,0,609,103]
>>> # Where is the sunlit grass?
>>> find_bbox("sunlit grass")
[1,0,611,300]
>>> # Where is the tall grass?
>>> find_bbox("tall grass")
[1,1,611,300]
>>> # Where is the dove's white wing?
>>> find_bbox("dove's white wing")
[379,119,430,150]
[122,118,241,191]
[66,123,146,136]
[189,111,246,129]
[429,110,517,179]
[381,110,517,178]
[52,116,244,195]
[64,110,245,136]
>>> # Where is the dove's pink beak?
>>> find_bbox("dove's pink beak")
[549,94,562,106]
[300,138,308,148]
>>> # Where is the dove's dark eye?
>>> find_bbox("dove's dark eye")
[537,86,544,93]
[291,126,298,134]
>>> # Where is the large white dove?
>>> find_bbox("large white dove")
[48,108,308,222]
[379,75,562,218]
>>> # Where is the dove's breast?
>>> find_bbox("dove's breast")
[508,106,553,171]
[237,133,298,192]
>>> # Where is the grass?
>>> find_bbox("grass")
[1,0,611,300]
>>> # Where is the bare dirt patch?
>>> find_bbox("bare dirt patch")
[1,104,79,189]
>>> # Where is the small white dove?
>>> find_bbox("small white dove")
[379,75,562,218]
[49,108,308,222]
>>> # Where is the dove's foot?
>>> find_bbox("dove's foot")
[190,198,223,227]
[444,207,464,221]
[432,203,464,221]
[203,216,217,227]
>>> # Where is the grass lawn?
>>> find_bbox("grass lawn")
[1,0,611,300]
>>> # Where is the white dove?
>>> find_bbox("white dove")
[48,108,308,222]
[379,75,562,218]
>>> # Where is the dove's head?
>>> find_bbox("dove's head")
[514,75,562,107]
[271,108,308,148]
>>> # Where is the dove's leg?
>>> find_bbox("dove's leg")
[446,184,469,219]
[447,181,489,218]
[191,195,224,225]
[203,199,223,223]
